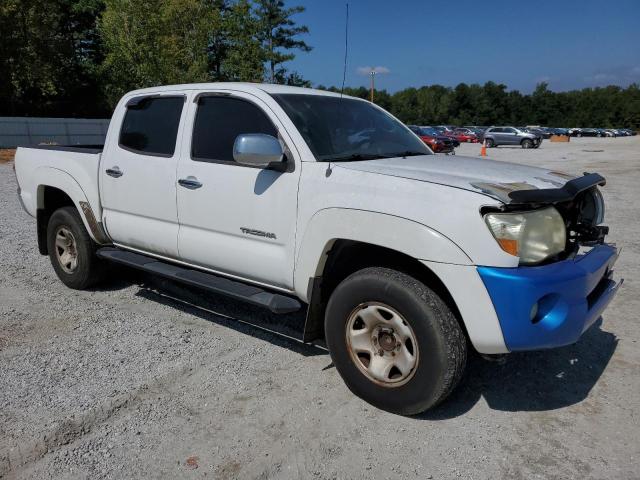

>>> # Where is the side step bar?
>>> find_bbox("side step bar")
[96,247,302,314]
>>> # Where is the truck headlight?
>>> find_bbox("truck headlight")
[484,207,566,265]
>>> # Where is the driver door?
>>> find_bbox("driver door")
[175,91,301,289]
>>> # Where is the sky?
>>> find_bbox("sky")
[286,0,640,93]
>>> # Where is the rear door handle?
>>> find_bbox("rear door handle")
[105,166,123,178]
[178,176,203,189]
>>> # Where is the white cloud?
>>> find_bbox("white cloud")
[357,66,390,75]
[583,65,640,86]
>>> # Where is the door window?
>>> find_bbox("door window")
[119,96,185,156]
[192,96,278,163]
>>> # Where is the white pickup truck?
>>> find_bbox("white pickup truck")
[15,83,621,414]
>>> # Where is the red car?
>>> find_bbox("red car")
[408,126,457,154]
[451,128,480,143]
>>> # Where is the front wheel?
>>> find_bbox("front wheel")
[324,267,467,415]
[47,206,106,289]
[485,138,495,148]
[521,139,534,149]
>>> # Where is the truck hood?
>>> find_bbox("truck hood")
[334,154,577,203]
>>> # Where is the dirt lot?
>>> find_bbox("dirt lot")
[1,137,639,479]
[0,149,15,164]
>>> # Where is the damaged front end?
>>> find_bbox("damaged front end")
[474,172,622,351]
[475,172,611,261]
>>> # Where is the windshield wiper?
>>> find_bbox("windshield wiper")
[319,153,385,162]
[382,151,429,158]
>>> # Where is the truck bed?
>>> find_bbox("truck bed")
[14,145,103,220]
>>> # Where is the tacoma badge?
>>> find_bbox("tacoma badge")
[240,227,277,239]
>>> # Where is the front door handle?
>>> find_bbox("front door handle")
[105,166,123,178]
[178,176,203,189]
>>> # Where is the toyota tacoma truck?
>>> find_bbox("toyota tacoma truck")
[14,83,621,415]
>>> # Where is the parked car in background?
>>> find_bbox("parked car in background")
[523,127,552,139]
[451,127,480,143]
[483,126,542,148]
[550,128,570,136]
[595,128,614,137]
[464,126,488,137]
[421,127,461,147]
[571,128,599,137]
[408,125,457,154]
[434,125,456,137]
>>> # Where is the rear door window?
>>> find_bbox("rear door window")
[119,96,185,156]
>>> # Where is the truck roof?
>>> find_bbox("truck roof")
[124,82,351,99]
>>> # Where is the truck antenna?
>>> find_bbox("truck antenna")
[340,3,349,97]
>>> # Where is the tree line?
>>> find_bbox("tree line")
[0,0,311,117]
[1,1,638,128]
[322,82,640,129]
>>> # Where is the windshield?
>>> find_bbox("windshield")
[272,94,431,161]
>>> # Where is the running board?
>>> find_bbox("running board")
[96,247,301,314]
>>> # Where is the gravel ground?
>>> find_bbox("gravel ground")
[1,136,639,479]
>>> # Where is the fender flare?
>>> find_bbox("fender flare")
[293,208,472,301]
[34,167,109,245]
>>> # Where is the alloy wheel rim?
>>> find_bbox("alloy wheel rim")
[345,302,419,387]
[55,226,78,273]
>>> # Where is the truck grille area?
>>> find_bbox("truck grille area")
[555,186,608,256]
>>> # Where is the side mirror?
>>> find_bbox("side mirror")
[233,134,285,169]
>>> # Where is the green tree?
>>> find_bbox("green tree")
[0,0,106,116]
[219,0,265,81]
[99,0,213,105]
[254,0,311,83]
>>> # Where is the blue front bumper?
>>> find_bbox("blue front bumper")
[478,244,621,352]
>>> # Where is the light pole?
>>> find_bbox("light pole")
[370,70,376,103]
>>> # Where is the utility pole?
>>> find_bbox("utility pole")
[370,70,376,103]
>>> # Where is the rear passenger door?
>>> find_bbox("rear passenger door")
[100,93,186,258]
[175,91,301,289]
[487,127,501,144]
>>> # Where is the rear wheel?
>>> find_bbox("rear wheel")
[521,139,533,149]
[324,267,467,415]
[47,206,106,289]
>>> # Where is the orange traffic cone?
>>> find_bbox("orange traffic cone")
[480,140,487,157]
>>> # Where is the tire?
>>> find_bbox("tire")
[485,138,495,148]
[577,133,582,137]
[521,139,533,149]
[324,267,467,415]
[47,206,106,289]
